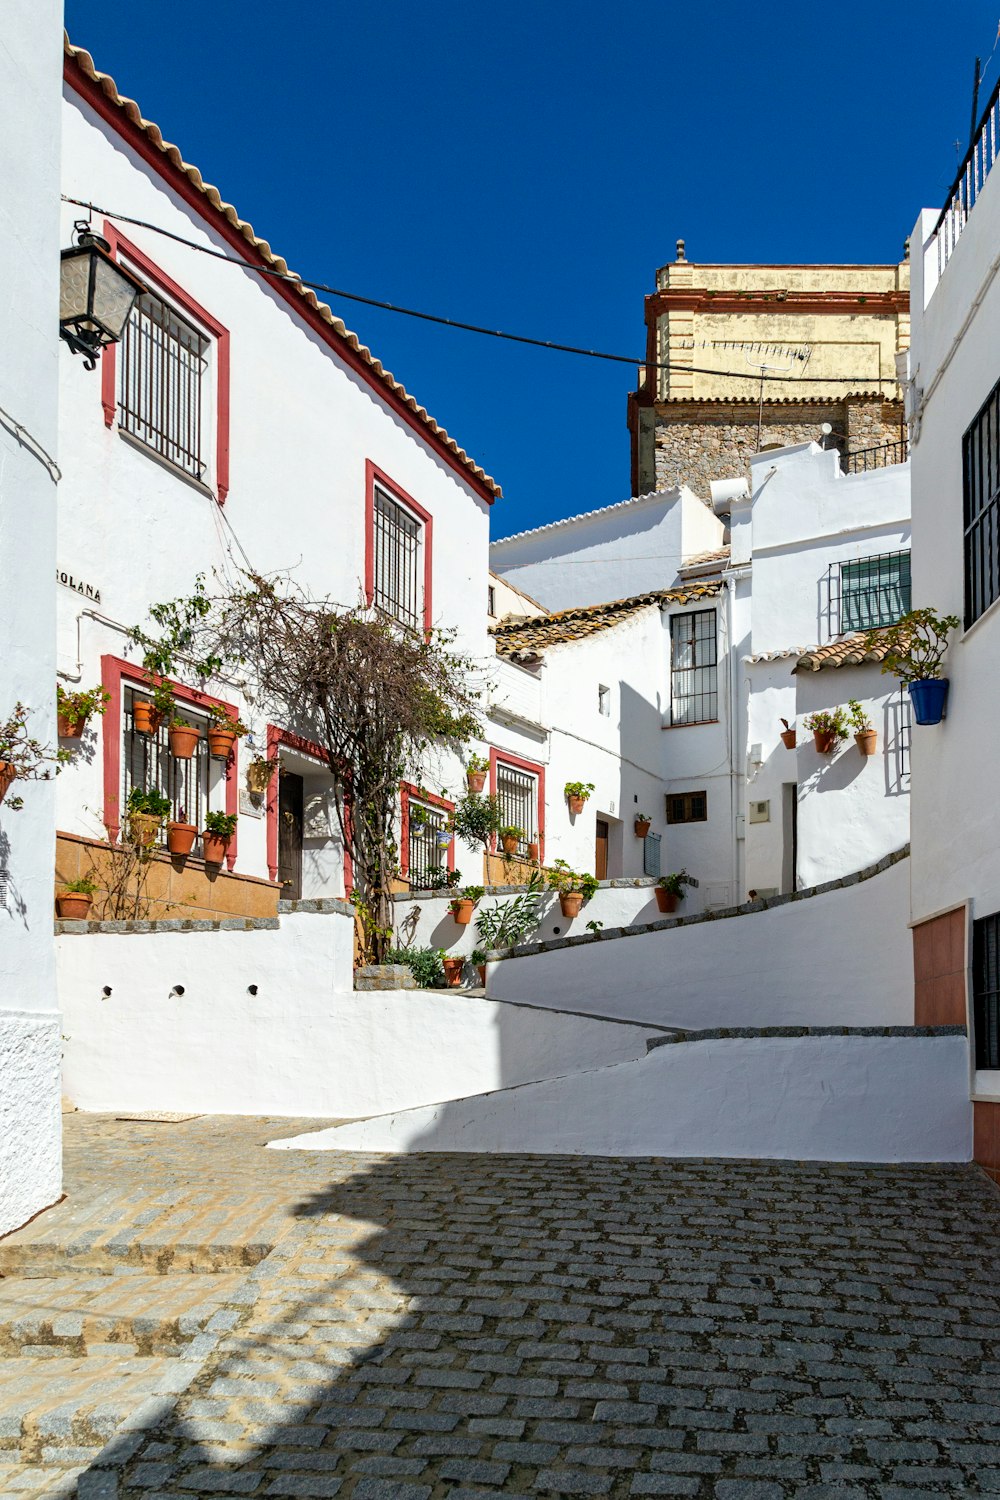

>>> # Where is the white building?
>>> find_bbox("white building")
[0,0,64,1236]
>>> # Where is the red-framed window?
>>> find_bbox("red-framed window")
[264,725,352,891]
[100,223,231,503]
[365,460,433,633]
[400,782,454,885]
[489,749,545,860]
[100,654,239,869]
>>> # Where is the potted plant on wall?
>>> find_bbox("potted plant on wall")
[499,824,523,856]
[655,869,694,914]
[206,705,247,760]
[442,954,466,988]
[132,680,176,737]
[803,706,850,755]
[202,809,238,864]
[56,873,98,920]
[56,684,110,740]
[126,786,171,847]
[246,754,276,795]
[450,884,484,925]
[848,699,877,756]
[167,805,198,857]
[779,717,797,749]
[635,812,651,838]
[470,947,488,987]
[466,752,489,794]
[0,703,70,809]
[168,712,201,760]
[547,859,599,919]
[565,781,594,815]
[526,838,540,863]
[866,608,960,726]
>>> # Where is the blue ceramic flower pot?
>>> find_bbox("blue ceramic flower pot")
[908,678,949,725]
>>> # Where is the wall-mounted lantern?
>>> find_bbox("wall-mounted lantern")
[59,222,145,370]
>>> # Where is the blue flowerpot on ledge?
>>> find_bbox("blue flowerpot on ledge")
[908,678,949,724]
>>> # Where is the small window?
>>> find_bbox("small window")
[118,290,210,481]
[598,685,610,716]
[964,376,1000,626]
[373,485,423,630]
[670,610,718,725]
[839,551,911,633]
[495,760,538,856]
[666,790,708,824]
[974,911,1000,1069]
[487,585,496,616]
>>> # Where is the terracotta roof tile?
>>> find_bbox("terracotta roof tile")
[63,37,500,500]
[678,545,730,577]
[491,583,722,657]
[794,629,894,672]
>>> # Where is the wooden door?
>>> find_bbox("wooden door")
[595,818,609,881]
[278,771,304,900]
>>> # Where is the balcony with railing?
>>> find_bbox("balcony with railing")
[841,437,909,475]
[935,73,1000,277]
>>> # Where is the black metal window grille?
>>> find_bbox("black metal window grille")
[670,610,717,725]
[407,799,449,887]
[487,585,496,616]
[122,687,219,855]
[643,832,661,878]
[496,763,537,855]
[963,375,1000,626]
[373,485,422,630]
[842,438,909,474]
[666,790,708,824]
[118,290,209,480]
[837,550,911,633]
[974,911,1000,1069]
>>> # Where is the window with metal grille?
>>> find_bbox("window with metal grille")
[964,375,1000,626]
[495,762,537,856]
[670,610,718,725]
[487,585,496,616]
[643,832,661,877]
[118,290,209,481]
[122,686,223,856]
[839,551,911,632]
[974,911,1000,1069]
[665,790,708,824]
[373,485,422,630]
[407,799,449,887]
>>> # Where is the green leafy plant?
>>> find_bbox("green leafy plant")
[803,707,851,744]
[126,786,172,819]
[475,872,544,950]
[423,864,461,891]
[452,792,503,850]
[207,702,248,735]
[466,752,490,774]
[62,874,98,895]
[658,870,694,896]
[546,860,599,900]
[149,680,177,718]
[499,824,524,841]
[453,884,484,904]
[847,699,873,734]
[204,810,238,838]
[0,703,70,809]
[586,918,604,935]
[384,945,446,988]
[866,608,960,683]
[470,947,487,965]
[56,683,110,728]
[635,812,650,822]
[564,781,595,801]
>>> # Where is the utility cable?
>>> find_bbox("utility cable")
[61,195,901,390]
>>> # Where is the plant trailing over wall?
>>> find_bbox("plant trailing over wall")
[131,570,481,963]
[385,945,447,989]
[56,683,110,737]
[867,608,960,683]
[452,792,503,851]
[0,703,70,809]
[475,872,544,950]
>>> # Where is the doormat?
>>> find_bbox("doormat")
[115,1111,204,1123]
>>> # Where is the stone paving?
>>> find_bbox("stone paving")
[3,1117,1000,1498]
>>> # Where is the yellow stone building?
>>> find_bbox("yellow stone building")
[628,242,910,495]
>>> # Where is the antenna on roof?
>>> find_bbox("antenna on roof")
[970,54,983,147]
[744,352,795,452]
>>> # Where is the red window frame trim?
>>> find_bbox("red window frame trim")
[264,725,352,892]
[100,654,239,869]
[100,222,231,504]
[365,460,433,635]
[399,781,455,878]
[488,748,545,859]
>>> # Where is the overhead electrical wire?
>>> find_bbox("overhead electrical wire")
[61,195,900,390]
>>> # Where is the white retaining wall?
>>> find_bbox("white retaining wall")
[272,1031,971,1161]
[487,855,913,1030]
[58,912,657,1118]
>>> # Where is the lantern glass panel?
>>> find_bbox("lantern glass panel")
[92,253,142,340]
[59,249,93,324]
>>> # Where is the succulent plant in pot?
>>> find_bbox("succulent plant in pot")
[449,884,484,926]
[655,869,694,914]
[167,805,198,857]
[465,752,489,794]
[56,873,98,920]
[779,717,797,750]
[634,811,651,838]
[564,780,594,815]
[206,703,247,760]
[547,859,599,919]
[803,706,850,755]
[56,683,110,740]
[126,786,172,848]
[848,699,877,756]
[202,809,238,864]
[866,608,959,726]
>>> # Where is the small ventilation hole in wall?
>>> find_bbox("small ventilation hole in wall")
[170,985,185,997]
[247,984,259,996]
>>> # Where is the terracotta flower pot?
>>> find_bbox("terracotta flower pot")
[635,819,651,838]
[167,821,198,857]
[56,891,92,920]
[202,831,231,864]
[476,964,487,987]
[57,712,86,739]
[812,729,837,754]
[467,770,487,793]
[559,892,584,919]
[246,761,274,794]
[0,761,16,804]
[132,699,162,736]
[207,727,237,760]
[855,729,877,756]
[501,835,519,855]
[128,811,162,848]
[567,794,586,815]
[450,898,475,925]
[780,729,797,750]
[442,956,465,988]
[169,723,201,759]
[527,842,539,863]
[655,887,678,914]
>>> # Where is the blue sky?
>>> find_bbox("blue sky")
[65,1,999,537]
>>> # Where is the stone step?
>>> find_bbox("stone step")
[0,1270,247,1358]
[0,1233,275,1277]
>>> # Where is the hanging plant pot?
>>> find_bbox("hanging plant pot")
[812,729,837,754]
[442,956,465,988]
[207,727,237,760]
[467,770,487,793]
[655,888,679,914]
[780,728,797,750]
[501,834,519,855]
[168,723,201,759]
[57,712,87,740]
[567,794,586,815]
[56,890,92,920]
[246,760,275,795]
[855,729,877,756]
[450,898,475,925]
[635,818,651,838]
[128,811,162,848]
[435,828,454,849]
[0,761,16,804]
[909,678,949,725]
[202,831,231,864]
[167,821,198,857]
[527,841,539,863]
[132,699,162,736]
[559,891,584,919]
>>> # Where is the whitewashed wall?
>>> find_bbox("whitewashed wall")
[58,914,656,1117]
[488,855,913,1030]
[273,1031,970,1163]
[0,0,63,1235]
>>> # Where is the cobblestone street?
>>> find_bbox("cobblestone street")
[3,1118,1000,1498]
